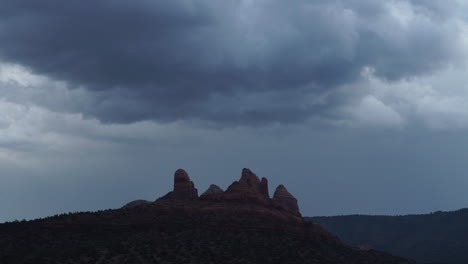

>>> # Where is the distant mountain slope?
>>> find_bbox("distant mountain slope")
[0,168,413,264]
[310,209,468,264]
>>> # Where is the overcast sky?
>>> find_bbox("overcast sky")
[1,0,468,222]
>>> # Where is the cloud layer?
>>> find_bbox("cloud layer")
[0,0,465,125]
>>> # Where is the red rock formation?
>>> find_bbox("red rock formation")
[173,169,198,200]
[224,181,261,198]
[152,168,301,217]
[273,184,300,216]
[238,168,269,198]
[200,184,223,199]
[198,168,302,217]
[240,168,261,185]
[259,177,269,197]
[3,182,414,264]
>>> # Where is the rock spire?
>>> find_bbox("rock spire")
[238,168,270,198]
[273,184,300,216]
[173,169,198,200]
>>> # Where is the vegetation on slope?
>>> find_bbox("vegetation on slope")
[0,200,412,264]
[310,209,468,264]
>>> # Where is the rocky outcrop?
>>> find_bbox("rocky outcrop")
[273,184,300,216]
[240,168,261,185]
[201,184,223,196]
[224,181,261,198]
[140,168,301,216]
[238,168,269,198]
[173,169,198,200]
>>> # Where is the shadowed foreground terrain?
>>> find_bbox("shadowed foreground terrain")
[0,169,413,264]
[311,210,468,264]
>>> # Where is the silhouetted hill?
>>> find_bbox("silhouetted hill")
[0,168,413,264]
[310,209,468,264]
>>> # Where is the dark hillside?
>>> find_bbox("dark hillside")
[0,169,413,264]
[310,209,468,264]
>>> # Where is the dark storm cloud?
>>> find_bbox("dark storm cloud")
[0,0,462,124]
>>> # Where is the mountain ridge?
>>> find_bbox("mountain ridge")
[0,168,414,264]
[310,209,468,264]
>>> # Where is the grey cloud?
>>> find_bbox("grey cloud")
[0,0,463,125]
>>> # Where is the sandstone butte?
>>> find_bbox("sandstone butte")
[1,168,414,263]
[123,168,301,216]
